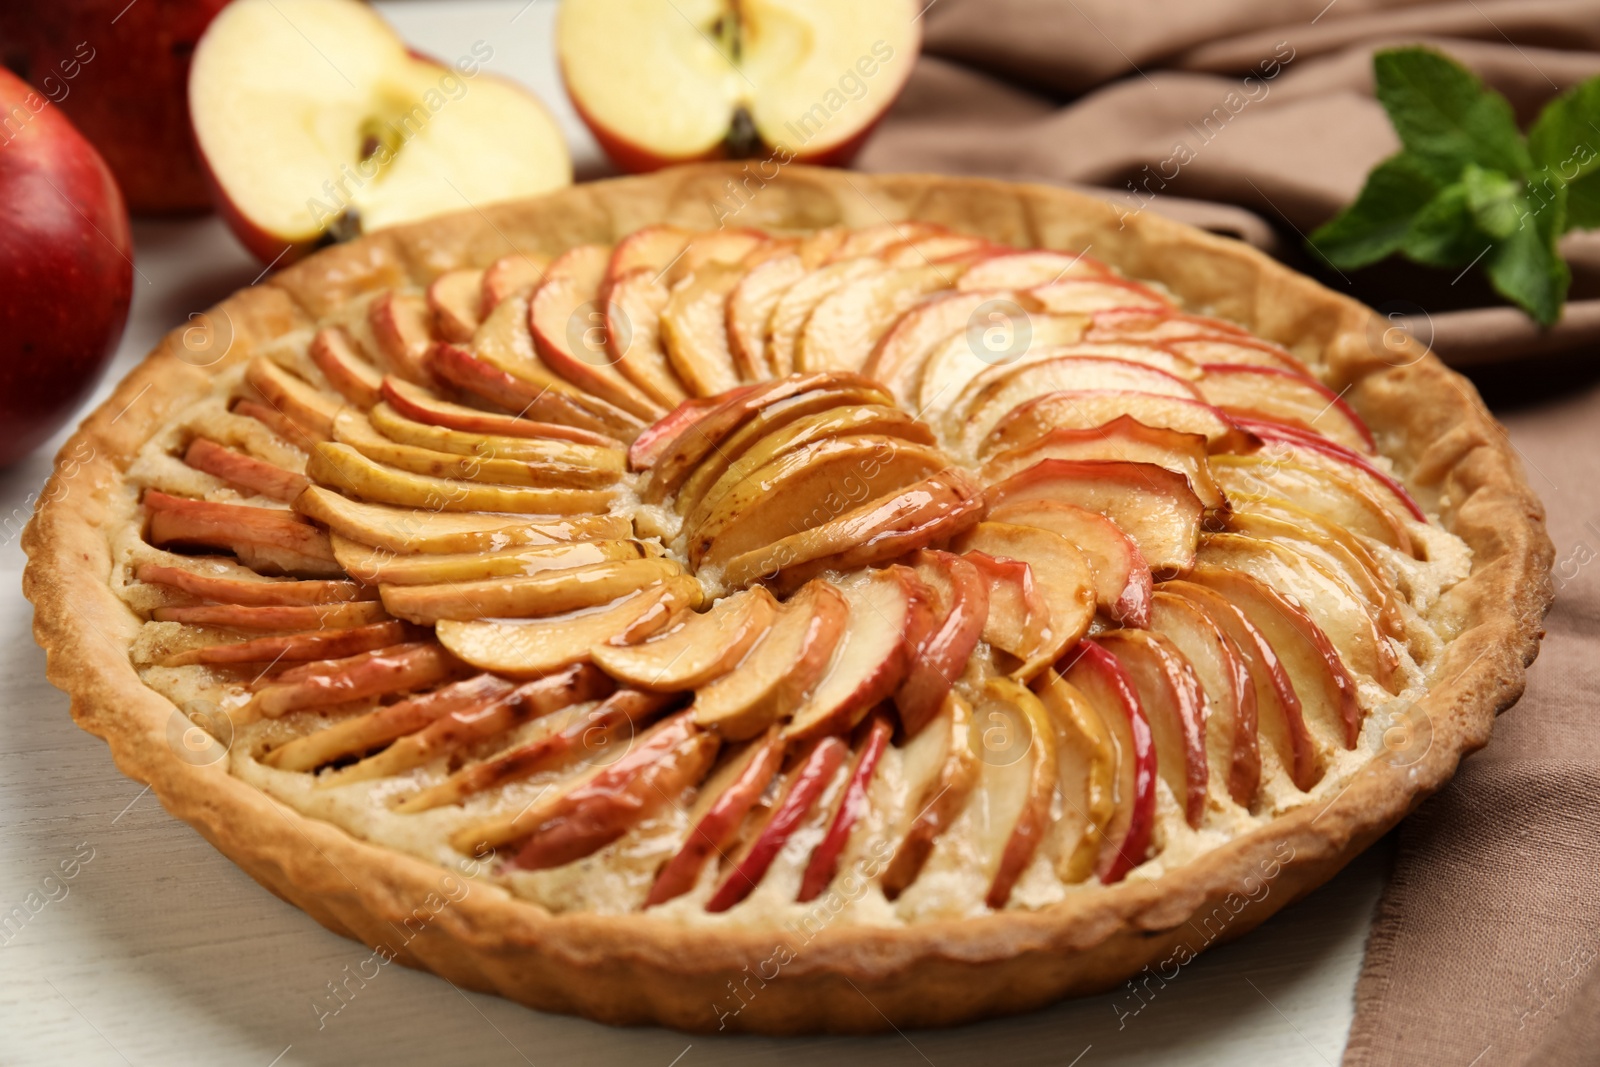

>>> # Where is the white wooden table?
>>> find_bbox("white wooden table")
[0,4,1383,1062]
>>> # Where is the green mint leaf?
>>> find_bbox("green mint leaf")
[1527,76,1600,181]
[1401,184,1487,267]
[1569,171,1600,229]
[1374,47,1531,184]
[1484,193,1569,326]
[1461,165,1522,238]
[1308,152,1440,268]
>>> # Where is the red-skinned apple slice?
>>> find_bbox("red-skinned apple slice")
[705,734,848,912]
[161,621,407,669]
[1164,337,1312,378]
[783,567,932,742]
[955,250,1110,289]
[646,727,787,907]
[897,550,989,736]
[670,229,771,283]
[881,692,978,899]
[152,599,389,631]
[379,557,682,625]
[481,254,549,315]
[981,678,1060,909]
[1186,565,1363,750]
[979,390,1241,457]
[963,551,1052,667]
[592,586,778,691]
[660,262,747,397]
[955,522,1096,680]
[727,253,806,378]
[881,233,999,266]
[1086,307,1250,341]
[1094,630,1209,828]
[768,259,885,376]
[985,459,1206,576]
[333,535,655,586]
[136,562,374,607]
[245,357,341,439]
[427,342,637,441]
[601,269,692,408]
[530,244,663,420]
[693,580,849,741]
[1148,590,1261,806]
[428,270,483,343]
[1198,364,1375,453]
[1225,511,1405,638]
[1208,454,1415,556]
[191,0,570,262]
[1060,641,1157,884]
[913,312,1097,415]
[795,265,957,375]
[145,490,339,576]
[1234,419,1425,523]
[240,642,458,722]
[378,376,621,447]
[798,712,894,902]
[1028,277,1172,314]
[366,290,434,384]
[233,399,326,449]
[986,500,1153,628]
[606,225,692,285]
[864,288,1017,405]
[1032,668,1117,883]
[1159,579,1321,792]
[184,438,309,503]
[980,415,1224,512]
[826,223,946,263]
[627,393,741,472]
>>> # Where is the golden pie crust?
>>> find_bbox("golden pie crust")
[22,165,1552,1032]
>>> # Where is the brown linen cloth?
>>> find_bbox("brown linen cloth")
[857,3,1600,1063]
[857,0,1600,367]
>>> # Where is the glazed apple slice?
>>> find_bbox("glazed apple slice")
[366,401,625,469]
[427,342,640,440]
[136,562,375,607]
[1032,668,1117,883]
[660,261,747,397]
[783,567,933,742]
[985,459,1205,575]
[152,599,390,631]
[1208,455,1414,555]
[980,415,1224,512]
[530,245,664,421]
[767,258,886,375]
[1186,565,1363,750]
[1086,307,1250,341]
[980,678,1060,908]
[979,390,1240,457]
[427,268,483,343]
[795,264,957,375]
[379,557,683,624]
[1148,590,1261,806]
[826,223,946,264]
[881,232,998,266]
[864,288,1021,405]
[479,711,720,867]
[1164,337,1312,378]
[692,580,849,741]
[1235,419,1425,523]
[233,398,327,449]
[1197,533,1401,692]
[880,692,979,900]
[436,576,702,678]
[647,727,788,906]
[798,712,894,902]
[986,500,1153,628]
[1197,364,1375,453]
[320,666,616,785]
[481,253,549,315]
[897,550,989,737]
[1226,512,1405,638]
[670,229,771,283]
[1094,630,1209,828]
[399,688,678,813]
[332,535,654,587]
[160,619,410,668]
[942,341,1202,425]
[145,491,339,576]
[1159,579,1321,792]
[727,253,805,378]
[963,551,1052,668]
[914,312,1102,415]
[307,443,615,515]
[309,326,383,409]
[331,410,620,490]
[241,642,458,721]
[954,250,1108,289]
[606,225,693,284]
[294,486,629,555]
[183,438,309,503]
[379,377,622,448]
[955,521,1096,680]
[244,357,341,439]
[706,735,849,912]
[366,292,435,385]
[600,269,692,407]
[592,587,778,691]
[263,673,516,773]
[1029,277,1173,314]
[956,356,1202,454]
[1060,641,1157,884]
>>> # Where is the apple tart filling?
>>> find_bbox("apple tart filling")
[111,221,1470,924]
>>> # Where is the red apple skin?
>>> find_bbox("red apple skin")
[0,67,132,467]
[0,0,229,215]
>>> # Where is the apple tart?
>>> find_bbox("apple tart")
[24,167,1551,1032]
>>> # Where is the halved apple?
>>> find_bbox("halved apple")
[1094,631,1209,828]
[593,586,777,691]
[1059,641,1157,884]
[307,442,615,514]
[979,391,1240,457]
[897,550,989,737]
[184,438,309,503]
[557,0,919,172]
[379,557,683,624]
[191,0,571,262]
[799,712,894,902]
[986,500,1153,627]
[985,459,1205,575]
[881,692,979,899]
[436,576,702,678]
[1158,579,1321,792]
[1032,668,1116,883]
[955,521,1095,680]
[378,378,623,449]
[692,580,849,740]
[1197,365,1375,454]
[294,485,629,555]
[784,567,931,742]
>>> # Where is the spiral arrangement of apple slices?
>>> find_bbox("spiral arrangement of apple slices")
[122,220,1462,920]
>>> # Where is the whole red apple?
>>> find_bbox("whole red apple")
[0,67,133,467]
[0,0,231,215]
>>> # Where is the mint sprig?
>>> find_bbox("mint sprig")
[1310,47,1600,326]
